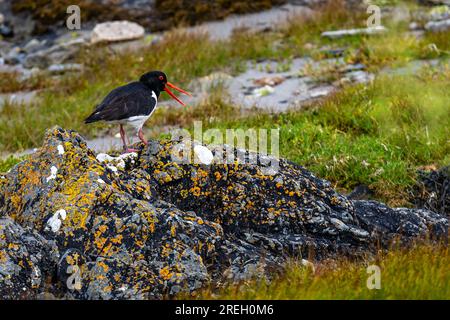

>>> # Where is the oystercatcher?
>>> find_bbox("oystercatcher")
[85,71,191,152]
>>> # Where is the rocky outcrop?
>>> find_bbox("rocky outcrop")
[0,127,447,299]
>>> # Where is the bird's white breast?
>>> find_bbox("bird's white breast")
[120,91,158,130]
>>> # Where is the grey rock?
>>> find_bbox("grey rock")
[344,70,374,84]
[0,90,39,107]
[425,18,450,32]
[409,22,422,31]
[321,26,387,39]
[23,39,47,54]
[23,40,85,69]
[0,23,13,38]
[48,63,83,74]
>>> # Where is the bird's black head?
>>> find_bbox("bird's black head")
[139,71,191,106]
[139,71,167,93]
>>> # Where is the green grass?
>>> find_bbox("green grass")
[0,156,23,173]
[180,66,449,205]
[190,242,449,299]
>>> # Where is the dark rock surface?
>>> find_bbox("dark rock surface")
[414,166,449,217]
[0,127,447,299]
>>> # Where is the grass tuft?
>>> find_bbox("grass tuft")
[190,242,449,300]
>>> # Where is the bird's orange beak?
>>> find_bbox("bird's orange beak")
[164,82,192,106]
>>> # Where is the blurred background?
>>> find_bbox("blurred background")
[0,0,449,208]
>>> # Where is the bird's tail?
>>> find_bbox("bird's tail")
[84,107,101,124]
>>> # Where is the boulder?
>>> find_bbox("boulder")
[91,21,145,44]
[321,26,387,39]
[0,127,447,299]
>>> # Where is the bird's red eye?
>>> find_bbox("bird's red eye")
[159,76,164,81]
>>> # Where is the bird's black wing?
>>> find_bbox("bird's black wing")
[85,82,157,123]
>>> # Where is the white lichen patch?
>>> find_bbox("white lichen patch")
[301,259,315,273]
[253,85,274,97]
[97,178,105,184]
[194,145,214,165]
[46,166,58,182]
[96,152,138,169]
[107,164,118,173]
[46,209,67,233]
[57,144,65,155]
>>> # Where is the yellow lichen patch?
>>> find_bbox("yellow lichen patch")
[98,261,110,273]
[0,250,6,263]
[9,194,22,212]
[159,266,173,281]
[8,243,19,250]
[26,169,41,186]
[170,224,177,237]
[190,186,201,197]
[330,196,341,205]
[93,227,108,251]
[110,234,123,245]
[113,273,121,282]
[141,210,157,233]
[180,189,189,198]
[103,285,113,293]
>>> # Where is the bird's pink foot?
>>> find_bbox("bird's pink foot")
[122,148,139,154]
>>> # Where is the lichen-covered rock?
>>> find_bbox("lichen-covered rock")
[0,127,447,299]
[0,217,58,299]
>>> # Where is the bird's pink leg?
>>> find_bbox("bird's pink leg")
[120,125,138,153]
[138,128,148,145]
[119,125,127,150]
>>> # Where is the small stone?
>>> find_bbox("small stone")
[194,145,214,165]
[23,39,44,53]
[321,26,387,39]
[425,18,450,32]
[409,22,421,31]
[91,21,145,44]
[48,63,83,74]
[0,22,13,38]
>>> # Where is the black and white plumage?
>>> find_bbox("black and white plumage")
[85,71,191,152]
[85,82,158,130]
